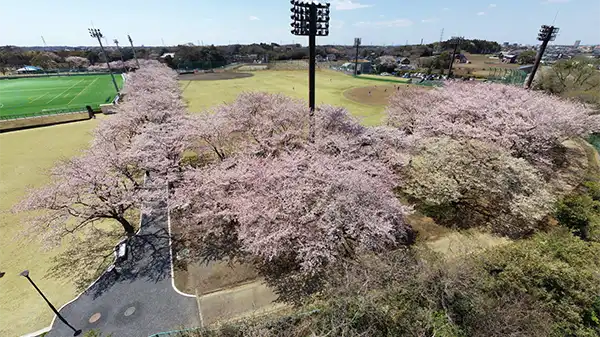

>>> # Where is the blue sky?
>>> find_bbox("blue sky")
[0,0,598,46]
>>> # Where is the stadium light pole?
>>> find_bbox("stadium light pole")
[20,270,82,336]
[447,36,463,78]
[128,34,141,69]
[291,0,330,141]
[525,25,559,89]
[113,39,127,71]
[89,28,120,94]
[354,37,361,76]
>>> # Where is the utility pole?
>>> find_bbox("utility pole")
[525,25,559,89]
[354,37,361,76]
[89,28,120,94]
[127,34,141,69]
[291,0,331,141]
[448,36,463,77]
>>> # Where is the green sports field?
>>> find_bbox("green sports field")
[0,74,123,118]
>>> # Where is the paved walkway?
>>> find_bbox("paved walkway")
[46,206,200,337]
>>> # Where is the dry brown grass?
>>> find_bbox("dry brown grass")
[343,84,398,106]
[198,280,281,326]
[175,259,259,295]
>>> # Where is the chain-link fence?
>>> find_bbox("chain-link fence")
[486,68,527,86]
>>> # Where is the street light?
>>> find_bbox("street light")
[525,25,559,89]
[20,270,82,336]
[113,39,127,71]
[448,36,463,78]
[290,0,330,141]
[127,34,141,69]
[88,28,120,94]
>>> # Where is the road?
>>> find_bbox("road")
[45,205,200,337]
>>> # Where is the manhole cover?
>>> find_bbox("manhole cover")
[89,313,101,323]
[124,306,136,317]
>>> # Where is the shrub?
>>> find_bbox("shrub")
[182,230,599,337]
[556,181,600,242]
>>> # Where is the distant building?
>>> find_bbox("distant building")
[503,42,509,47]
[502,54,518,63]
[160,52,175,59]
[326,54,337,61]
[340,60,373,74]
[398,57,411,65]
[574,40,581,48]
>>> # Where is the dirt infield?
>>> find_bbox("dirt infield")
[178,72,254,81]
[343,85,404,106]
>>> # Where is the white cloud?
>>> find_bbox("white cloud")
[249,16,259,20]
[442,7,450,11]
[379,14,385,17]
[354,19,413,27]
[477,11,486,15]
[489,3,497,7]
[421,18,438,23]
[331,0,373,10]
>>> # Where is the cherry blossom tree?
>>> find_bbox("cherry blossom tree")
[14,147,144,243]
[65,56,89,69]
[171,150,414,275]
[386,81,600,171]
[402,137,554,238]
[15,63,186,243]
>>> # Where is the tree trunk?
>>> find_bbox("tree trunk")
[117,217,135,236]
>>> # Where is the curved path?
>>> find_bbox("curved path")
[45,206,200,337]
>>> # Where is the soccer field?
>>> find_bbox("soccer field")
[0,74,124,118]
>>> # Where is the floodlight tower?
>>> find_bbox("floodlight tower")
[354,37,361,76]
[128,34,141,69]
[113,39,126,70]
[448,36,463,78]
[88,28,120,94]
[525,25,559,89]
[290,0,330,141]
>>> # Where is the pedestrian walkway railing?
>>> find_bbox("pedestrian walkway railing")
[147,309,321,337]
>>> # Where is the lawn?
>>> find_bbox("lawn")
[0,74,123,118]
[182,69,394,126]
[0,119,101,336]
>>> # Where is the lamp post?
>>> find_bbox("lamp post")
[89,28,120,94]
[447,36,463,78]
[354,37,361,76]
[20,270,82,336]
[290,0,330,141]
[128,34,141,69]
[113,39,127,71]
[525,25,559,89]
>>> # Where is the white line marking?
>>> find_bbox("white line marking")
[168,202,197,298]
[46,79,85,104]
[66,77,98,106]
[29,92,49,104]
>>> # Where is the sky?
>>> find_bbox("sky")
[0,0,598,47]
